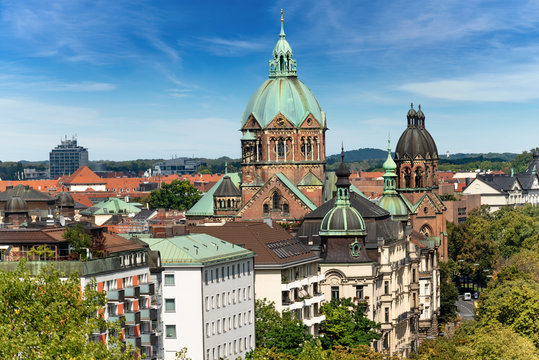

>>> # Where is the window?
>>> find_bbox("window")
[165,299,176,312]
[216,268,219,282]
[384,307,389,323]
[205,270,209,285]
[272,192,280,209]
[355,285,364,299]
[283,203,289,213]
[205,297,210,311]
[384,281,389,295]
[331,286,339,300]
[164,274,175,286]
[166,325,176,338]
[263,204,269,213]
[206,323,210,337]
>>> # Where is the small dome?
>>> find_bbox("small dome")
[242,78,324,129]
[377,196,408,219]
[396,104,438,160]
[407,103,417,121]
[416,105,425,121]
[320,205,366,236]
[5,196,28,213]
[383,151,397,172]
[55,192,75,206]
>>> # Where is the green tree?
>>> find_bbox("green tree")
[511,148,538,173]
[148,180,201,211]
[319,298,380,349]
[0,260,135,359]
[252,299,311,356]
[439,260,459,324]
[63,224,92,260]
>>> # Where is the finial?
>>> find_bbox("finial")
[225,162,228,174]
[280,9,285,38]
[410,102,414,109]
[341,143,345,162]
[387,133,391,152]
[418,104,421,111]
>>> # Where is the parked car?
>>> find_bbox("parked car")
[464,292,472,301]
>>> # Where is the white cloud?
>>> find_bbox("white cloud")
[198,37,265,56]
[399,63,539,102]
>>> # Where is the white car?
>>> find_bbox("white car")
[464,292,472,301]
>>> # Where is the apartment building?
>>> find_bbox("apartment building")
[191,221,326,335]
[136,233,255,360]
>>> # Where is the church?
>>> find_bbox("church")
[187,11,325,223]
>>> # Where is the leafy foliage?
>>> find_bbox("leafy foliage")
[252,299,311,356]
[248,338,400,360]
[63,224,92,260]
[148,179,201,211]
[0,260,135,359]
[319,298,380,349]
[438,260,459,324]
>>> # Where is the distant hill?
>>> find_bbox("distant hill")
[327,148,389,164]
[444,153,518,162]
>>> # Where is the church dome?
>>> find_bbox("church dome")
[395,104,438,160]
[241,11,324,129]
[5,196,28,213]
[377,196,408,218]
[320,205,366,236]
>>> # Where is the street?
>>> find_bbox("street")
[456,295,476,320]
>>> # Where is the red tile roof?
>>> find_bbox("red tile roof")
[62,166,105,185]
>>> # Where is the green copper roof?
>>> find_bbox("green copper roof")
[275,173,317,211]
[377,196,408,218]
[323,171,367,202]
[80,197,141,216]
[382,137,397,172]
[187,173,241,216]
[241,78,324,129]
[298,171,323,186]
[269,10,297,78]
[378,138,408,219]
[241,130,256,141]
[136,233,254,266]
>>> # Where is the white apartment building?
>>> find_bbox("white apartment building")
[191,221,326,335]
[138,233,255,360]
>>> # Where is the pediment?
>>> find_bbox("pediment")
[299,113,321,129]
[242,114,261,130]
[267,113,294,129]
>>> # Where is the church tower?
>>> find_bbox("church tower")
[239,11,327,212]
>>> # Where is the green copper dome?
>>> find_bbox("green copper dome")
[378,138,409,219]
[241,11,325,129]
[320,150,366,237]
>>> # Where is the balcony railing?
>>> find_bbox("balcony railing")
[124,336,142,349]
[141,333,159,346]
[125,311,141,325]
[140,283,155,295]
[124,286,140,298]
[108,315,124,324]
[140,308,158,321]
[107,289,125,302]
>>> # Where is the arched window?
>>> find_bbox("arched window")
[420,225,432,237]
[263,204,269,213]
[272,193,280,210]
[283,203,289,213]
[227,199,231,208]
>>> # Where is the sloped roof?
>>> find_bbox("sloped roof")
[476,174,518,192]
[305,191,388,220]
[214,176,241,197]
[298,171,323,186]
[0,229,64,244]
[274,173,317,211]
[187,173,241,216]
[0,184,55,202]
[63,166,105,185]
[191,222,318,267]
[515,173,538,190]
[136,233,254,266]
[80,197,142,216]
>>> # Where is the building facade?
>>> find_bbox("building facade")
[49,136,89,179]
[137,233,255,360]
[154,158,206,176]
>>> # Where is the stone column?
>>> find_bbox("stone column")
[292,138,295,161]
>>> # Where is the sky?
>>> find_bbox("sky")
[0,0,538,161]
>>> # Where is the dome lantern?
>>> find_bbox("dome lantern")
[269,10,297,78]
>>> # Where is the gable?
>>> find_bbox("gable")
[463,178,503,195]
[237,173,316,218]
[413,193,443,216]
[267,113,295,129]
[242,115,262,130]
[298,113,322,129]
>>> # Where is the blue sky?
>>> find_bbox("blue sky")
[0,0,538,161]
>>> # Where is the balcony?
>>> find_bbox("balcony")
[282,300,305,311]
[303,314,325,327]
[141,333,159,346]
[124,286,140,298]
[281,274,320,291]
[140,308,158,321]
[305,293,325,306]
[125,311,141,325]
[107,289,125,302]
[380,294,392,303]
[124,336,142,349]
[108,315,124,324]
[140,283,155,295]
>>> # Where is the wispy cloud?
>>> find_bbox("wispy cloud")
[0,74,115,92]
[197,37,265,56]
[399,63,539,102]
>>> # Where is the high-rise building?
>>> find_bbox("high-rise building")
[49,136,89,179]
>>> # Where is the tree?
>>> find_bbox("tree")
[411,321,538,360]
[438,260,459,324]
[319,298,380,349]
[0,260,135,359]
[63,224,92,260]
[252,299,311,356]
[148,180,201,211]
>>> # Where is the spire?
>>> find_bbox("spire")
[511,168,514,177]
[382,136,397,194]
[280,9,285,38]
[225,162,228,174]
[269,9,297,78]
[335,145,352,206]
